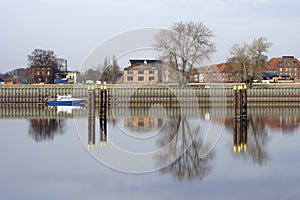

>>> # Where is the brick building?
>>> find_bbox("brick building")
[265,56,300,80]
[124,59,160,84]
[31,65,56,84]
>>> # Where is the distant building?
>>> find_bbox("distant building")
[190,63,233,83]
[66,71,79,84]
[264,56,300,80]
[30,58,68,84]
[124,59,160,84]
[31,65,56,84]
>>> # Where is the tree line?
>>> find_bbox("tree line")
[2,21,273,84]
[154,21,272,84]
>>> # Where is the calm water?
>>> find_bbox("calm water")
[0,105,300,200]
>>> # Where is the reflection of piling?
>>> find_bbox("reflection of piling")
[88,85,96,149]
[233,84,247,153]
[233,115,247,154]
[99,111,107,146]
[99,84,107,146]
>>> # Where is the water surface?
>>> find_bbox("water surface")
[0,105,299,200]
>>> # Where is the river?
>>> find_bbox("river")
[0,105,299,200]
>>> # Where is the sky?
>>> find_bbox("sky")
[0,0,300,73]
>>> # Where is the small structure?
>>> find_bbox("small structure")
[124,59,160,84]
[66,71,79,84]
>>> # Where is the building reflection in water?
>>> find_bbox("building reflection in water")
[86,104,214,181]
[28,118,66,142]
[124,117,163,131]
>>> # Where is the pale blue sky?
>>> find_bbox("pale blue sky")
[0,0,300,72]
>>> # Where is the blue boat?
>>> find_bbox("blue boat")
[47,94,85,106]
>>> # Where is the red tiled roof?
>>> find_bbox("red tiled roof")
[265,56,300,70]
[265,57,282,70]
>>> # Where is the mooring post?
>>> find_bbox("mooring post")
[88,85,95,149]
[233,85,238,116]
[100,82,107,146]
[233,84,248,153]
[242,84,247,118]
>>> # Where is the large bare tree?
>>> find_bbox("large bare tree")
[228,43,251,83]
[154,21,216,81]
[248,37,272,80]
[228,37,272,83]
[27,49,57,67]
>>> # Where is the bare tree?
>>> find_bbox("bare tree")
[100,56,122,83]
[27,49,57,67]
[228,43,251,83]
[154,21,216,81]
[248,37,272,80]
[228,37,272,83]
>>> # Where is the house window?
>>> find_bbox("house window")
[138,76,144,81]
[286,68,288,71]
[280,68,282,71]
[138,120,144,127]
[295,68,297,71]
[37,71,40,75]
[127,76,133,81]
[295,73,297,77]
[149,70,155,74]
[127,69,133,74]
[149,76,155,81]
[138,70,144,74]
[47,71,50,75]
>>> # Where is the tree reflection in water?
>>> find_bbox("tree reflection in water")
[247,114,270,165]
[28,119,66,141]
[226,114,270,165]
[160,140,214,182]
[157,113,214,182]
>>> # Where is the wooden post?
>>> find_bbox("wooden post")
[233,84,248,154]
[100,83,107,146]
[88,85,95,149]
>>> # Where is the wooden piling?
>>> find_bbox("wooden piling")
[88,85,96,149]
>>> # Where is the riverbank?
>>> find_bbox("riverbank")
[1,83,300,106]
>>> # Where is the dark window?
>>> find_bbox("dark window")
[138,70,144,74]
[149,76,155,81]
[127,69,133,74]
[127,76,133,81]
[138,76,144,81]
[149,70,155,74]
